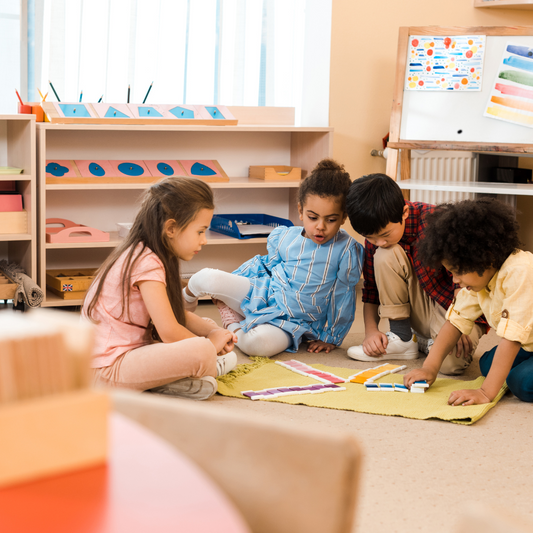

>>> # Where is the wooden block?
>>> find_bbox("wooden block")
[46,268,96,293]
[45,160,80,179]
[92,103,134,119]
[179,160,229,182]
[45,218,109,243]
[249,166,303,181]
[0,194,23,212]
[144,160,185,178]
[0,389,109,488]
[196,105,239,125]
[109,160,151,179]
[0,210,27,234]
[0,274,17,300]
[74,160,116,179]
[47,287,88,300]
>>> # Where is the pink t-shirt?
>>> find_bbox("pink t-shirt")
[82,244,166,368]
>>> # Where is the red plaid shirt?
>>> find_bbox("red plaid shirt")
[363,202,481,315]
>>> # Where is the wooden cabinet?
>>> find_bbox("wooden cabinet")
[0,115,36,283]
[37,123,333,307]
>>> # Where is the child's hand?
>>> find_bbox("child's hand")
[207,328,238,355]
[307,340,336,353]
[448,388,492,406]
[404,368,437,389]
[362,331,388,357]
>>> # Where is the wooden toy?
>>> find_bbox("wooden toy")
[0,273,17,300]
[179,160,229,182]
[45,160,80,179]
[109,160,151,179]
[75,160,116,178]
[42,102,238,126]
[0,194,23,212]
[144,160,186,178]
[0,311,108,489]
[275,360,347,384]
[0,210,27,234]
[46,269,96,298]
[248,166,305,181]
[349,363,405,384]
[45,218,110,244]
[241,383,345,401]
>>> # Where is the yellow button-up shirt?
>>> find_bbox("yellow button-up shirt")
[446,250,533,351]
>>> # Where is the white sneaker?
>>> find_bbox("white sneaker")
[149,376,217,400]
[216,351,237,376]
[347,331,420,362]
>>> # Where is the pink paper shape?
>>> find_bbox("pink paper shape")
[75,160,116,178]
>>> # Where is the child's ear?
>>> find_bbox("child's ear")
[164,219,178,238]
[402,205,409,221]
[298,203,304,221]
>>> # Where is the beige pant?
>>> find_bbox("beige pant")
[93,319,219,391]
[374,245,485,375]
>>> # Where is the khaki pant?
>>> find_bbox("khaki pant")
[92,318,219,391]
[374,245,485,375]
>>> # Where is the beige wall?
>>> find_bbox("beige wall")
[329,0,533,241]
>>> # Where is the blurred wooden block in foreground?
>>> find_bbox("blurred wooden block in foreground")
[0,309,108,488]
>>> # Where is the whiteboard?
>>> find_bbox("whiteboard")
[401,35,533,144]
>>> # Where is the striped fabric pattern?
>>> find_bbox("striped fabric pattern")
[233,226,364,352]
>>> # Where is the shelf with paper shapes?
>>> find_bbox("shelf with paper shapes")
[42,102,238,126]
[45,159,229,184]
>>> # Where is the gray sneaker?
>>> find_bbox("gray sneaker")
[149,376,217,400]
[216,351,237,376]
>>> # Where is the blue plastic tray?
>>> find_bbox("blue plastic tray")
[210,213,293,239]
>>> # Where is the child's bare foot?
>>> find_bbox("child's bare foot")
[213,299,244,328]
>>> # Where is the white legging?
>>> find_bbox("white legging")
[187,268,292,358]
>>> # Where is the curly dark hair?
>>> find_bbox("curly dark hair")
[298,158,351,211]
[346,173,406,236]
[418,198,521,275]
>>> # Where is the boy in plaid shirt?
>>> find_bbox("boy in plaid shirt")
[345,173,486,375]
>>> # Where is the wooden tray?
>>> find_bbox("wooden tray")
[46,269,96,296]
[0,274,17,300]
[248,165,305,181]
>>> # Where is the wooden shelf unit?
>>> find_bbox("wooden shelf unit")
[0,115,37,282]
[37,122,333,307]
[474,0,533,9]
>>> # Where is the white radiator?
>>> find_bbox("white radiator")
[408,150,477,204]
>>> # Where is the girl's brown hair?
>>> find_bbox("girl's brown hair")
[85,177,214,327]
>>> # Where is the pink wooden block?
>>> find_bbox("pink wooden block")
[45,218,110,243]
[179,160,224,178]
[0,195,23,212]
[46,160,79,178]
[92,103,133,119]
[144,160,186,178]
[109,160,150,178]
[75,160,116,178]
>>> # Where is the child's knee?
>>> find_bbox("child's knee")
[507,372,533,402]
[374,244,406,270]
[440,349,471,375]
[238,327,290,358]
[188,268,220,297]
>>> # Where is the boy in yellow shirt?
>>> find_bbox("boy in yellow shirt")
[404,198,533,405]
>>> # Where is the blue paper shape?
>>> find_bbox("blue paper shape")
[138,106,162,117]
[157,162,174,176]
[105,106,129,118]
[169,106,195,119]
[118,162,145,176]
[205,106,225,119]
[46,162,69,177]
[89,162,106,176]
[59,104,92,117]
[191,162,216,176]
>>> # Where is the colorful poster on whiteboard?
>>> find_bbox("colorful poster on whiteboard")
[484,42,533,128]
[405,35,486,91]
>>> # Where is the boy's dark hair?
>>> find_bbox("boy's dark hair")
[298,158,351,211]
[346,173,405,236]
[418,198,521,275]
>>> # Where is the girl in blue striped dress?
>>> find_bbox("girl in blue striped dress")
[184,159,364,358]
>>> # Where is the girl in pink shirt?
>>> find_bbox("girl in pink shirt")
[82,177,237,400]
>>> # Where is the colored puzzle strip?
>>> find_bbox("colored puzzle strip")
[241,383,345,401]
[275,360,347,384]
